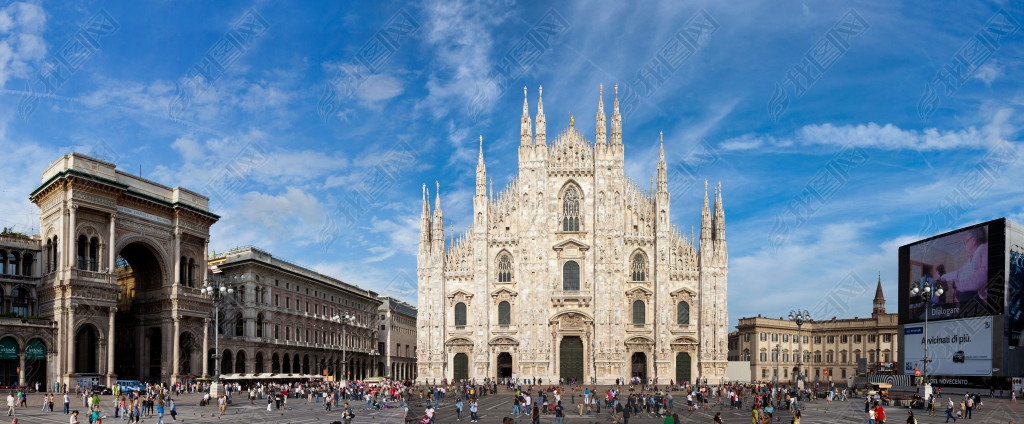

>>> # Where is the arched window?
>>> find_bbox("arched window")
[630,252,647,281]
[20,253,32,277]
[454,302,467,327]
[562,186,581,231]
[497,253,513,282]
[11,287,31,317]
[632,300,645,325]
[256,313,265,338]
[0,250,6,275]
[77,236,87,270]
[8,252,18,276]
[562,261,580,291]
[498,301,511,326]
[187,258,196,287]
[234,314,244,337]
[677,301,690,325]
[179,256,187,286]
[89,237,99,271]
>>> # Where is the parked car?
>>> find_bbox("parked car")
[953,350,965,363]
[90,385,113,395]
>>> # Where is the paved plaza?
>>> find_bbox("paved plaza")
[4,389,1024,423]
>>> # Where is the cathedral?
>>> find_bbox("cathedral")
[416,85,729,385]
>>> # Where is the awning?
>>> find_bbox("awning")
[0,337,18,360]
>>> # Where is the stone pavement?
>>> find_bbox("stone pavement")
[1,392,406,424]
[6,389,1023,423]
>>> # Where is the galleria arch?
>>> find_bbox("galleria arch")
[30,153,218,387]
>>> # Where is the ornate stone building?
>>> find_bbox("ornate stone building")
[0,232,53,388]
[29,153,218,388]
[417,86,729,384]
[729,278,898,384]
[377,296,417,381]
[207,247,382,382]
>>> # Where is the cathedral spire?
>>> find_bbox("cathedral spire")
[521,86,533,146]
[700,180,711,243]
[420,184,431,243]
[713,182,726,242]
[476,135,486,195]
[536,85,546,146]
[596,84,607,146]
[432,181,444,236]
[611,84,622,145]
[657,131,667,193]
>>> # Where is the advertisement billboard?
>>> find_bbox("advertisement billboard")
[899,220,1005,324]
[903,316,994,377]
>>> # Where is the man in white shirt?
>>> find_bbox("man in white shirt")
[425,404,435,424]
[6,394,14,416]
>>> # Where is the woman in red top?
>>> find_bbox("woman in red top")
[875,404,886,424]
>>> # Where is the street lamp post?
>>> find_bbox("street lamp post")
[910,276,943,402]
[202,268,234,399]
[788,309,811,388]
[332,313,354,384]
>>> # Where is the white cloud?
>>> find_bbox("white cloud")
[356,73,404,105]
[0,2,47,87]
[721,120,999,152]
[973,61,1003,86]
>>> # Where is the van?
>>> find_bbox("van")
[116,380,143,393]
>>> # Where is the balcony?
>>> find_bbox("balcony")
[551,290,592,307]
[71,268,114,284]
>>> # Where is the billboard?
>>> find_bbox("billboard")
[903,316,994,377]
[1008,246,1024,346]
[899,220,1005,324]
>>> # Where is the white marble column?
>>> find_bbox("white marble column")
[108,213,116,272]
[107,307,116,385]
[172,316,180,382]
[201,318,210,378]
[68,205,77,269]
[67,306,76,375]
[173,229,181,286]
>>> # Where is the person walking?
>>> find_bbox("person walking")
[554,400,564,424]
[341,402,354,424]
[470,398,479,422]
[168,399,176,421]
[945,397,957,422]
[217,394,226,416]
[5,393,13,417]
[156,400,165,424]
[876,404,887,424]
[455,398,463,421]
[965,395,973,419]
[64,393,70,415]
[531,403,540,424]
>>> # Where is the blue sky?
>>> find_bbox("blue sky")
[1,0,1022,330]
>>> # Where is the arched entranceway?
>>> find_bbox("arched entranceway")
[559,336,584,383]
[178,333,196,375]
[114,242,166,380]
[675,352,691,384]
[497,352,513,378]
[631,352,647,382]
[235,351,246,374]
[255,352,265,374]
[0,337,20,384]
[24,338,48,387]
[221,349,233,375]
[452,353,469,381]
[75,325,100,373]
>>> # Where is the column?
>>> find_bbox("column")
[68,205,77,269]
[18,353,25,386]
[202,238,209,286]
[67,306,76,375]
[172,317,180,382]
[173,229,181,286]
[108,213,116,272]
[202,318,210,378]
[107,307,116,385]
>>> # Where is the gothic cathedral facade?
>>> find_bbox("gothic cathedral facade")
[416,86,728,385]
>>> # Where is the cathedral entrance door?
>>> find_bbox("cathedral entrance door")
[559,336,583,383]
[675,352,691,384]
[452,353,469,381]
[631,352,647,382]
[497,352,513,378]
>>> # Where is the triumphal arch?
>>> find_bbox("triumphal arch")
[30,153,218,388]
